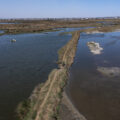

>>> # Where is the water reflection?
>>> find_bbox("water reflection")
[0,31,71,120]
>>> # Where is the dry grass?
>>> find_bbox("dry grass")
[58,31,80,68]
[1,18,120,34]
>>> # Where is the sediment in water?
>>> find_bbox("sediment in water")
[59,92,87,120]
[17,31,83,120]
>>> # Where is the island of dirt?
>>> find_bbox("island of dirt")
[17,31,86,120]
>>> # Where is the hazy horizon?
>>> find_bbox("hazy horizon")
[0,0,120,18]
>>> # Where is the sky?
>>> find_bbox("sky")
[0,0,120,18]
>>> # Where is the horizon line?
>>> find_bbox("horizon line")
[0,16,120,20]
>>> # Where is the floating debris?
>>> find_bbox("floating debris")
[87,41,103,55]
[97,67,120,77]
[11,39,16,42]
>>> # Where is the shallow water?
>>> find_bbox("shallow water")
[0,30,72,120]
[59,27,94,33]
[67,32,120,120]
[0,30,4,34]
[0,22,20,24]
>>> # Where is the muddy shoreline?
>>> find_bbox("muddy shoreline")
[59,92,87,120]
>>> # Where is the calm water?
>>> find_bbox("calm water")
[0,30,4,34]
[0,30,72,120]
[0,23,20,24]
[57,27,94,33]
[67,32,120,120]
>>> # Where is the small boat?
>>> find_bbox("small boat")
[11,39,16,42]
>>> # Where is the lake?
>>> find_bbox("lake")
[67,31,120,120]
[0,31,72,120]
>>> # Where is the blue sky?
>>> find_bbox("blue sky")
[0,0,120,18]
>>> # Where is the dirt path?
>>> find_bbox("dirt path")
[19,31,80,120]
[33,38,72,120]
[34,36,74,120]
[35,69,61,120]
[62,33,79,61]
[34,37,72,119]
[62,42,70,63]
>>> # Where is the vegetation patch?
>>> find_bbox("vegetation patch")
[16,99,31,120]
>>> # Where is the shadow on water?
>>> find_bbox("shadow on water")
[66,31,120,120]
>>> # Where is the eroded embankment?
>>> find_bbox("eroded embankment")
[17,31,80,120]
